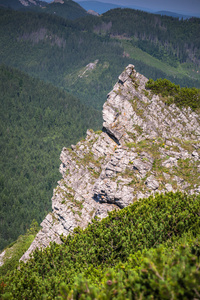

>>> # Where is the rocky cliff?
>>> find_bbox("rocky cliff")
[21,64,200,262]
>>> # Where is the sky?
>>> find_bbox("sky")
[75,0,200,16]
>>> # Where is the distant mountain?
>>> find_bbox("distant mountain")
[0,0,46,10]
[41,0,87,20]
[76,1,200,18]
[77,0,154,14]
[0,0,87,20]
[77,0,122,14]
[156,10,191,20]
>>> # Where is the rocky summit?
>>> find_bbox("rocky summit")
[20,64,200,262]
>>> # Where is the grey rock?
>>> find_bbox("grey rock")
[195,186,200,193]
[0,250,6,267]
[145,175,159,190]
[192,150,199,160]
[162,157,178,168]
[173,176,184,185]
[19,64,200,264]
[132,159,152,178]
[163,172,171,180]
[165,184,174,192]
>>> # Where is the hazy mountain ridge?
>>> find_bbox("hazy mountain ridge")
[0,0,87,19]
[77,1,199,18]
[155,10,191,20]
[0,0,46,9]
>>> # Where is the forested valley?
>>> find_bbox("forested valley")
[0,65,101,250]
[0,6,200,110]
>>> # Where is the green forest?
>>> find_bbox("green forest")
[0,65,101,250]
[0,192,199,299]
[0,7,200,111]
[94,9,200,66]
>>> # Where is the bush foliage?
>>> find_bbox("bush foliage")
[0,192,199,299]
[146,78,200,110]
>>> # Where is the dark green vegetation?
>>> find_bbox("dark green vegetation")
[77,8,200,84]
[40,0,87,20]
[146,78,200,110]
[0,192,199,299]
[0,65,101,251]
[92,9,200,67]
[0,220,39,276]
[0,7,200,110]
[0,8,131,110]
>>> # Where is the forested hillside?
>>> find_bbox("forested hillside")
[0,8,130,110]
[0,65,101,250]
[0,192,199,298]
[0,7,200,111]
[90,8,200,68]
[39,0,88,20]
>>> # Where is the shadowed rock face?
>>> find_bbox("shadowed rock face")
[20,64,200,262]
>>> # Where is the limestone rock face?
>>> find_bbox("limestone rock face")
[20,64,200,262]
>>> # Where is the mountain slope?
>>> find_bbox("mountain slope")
[0,0,45,10]
[77,0,154,14]
[19,65,200,263]
[0,65,101,251]
[0,8,200,112]
[0,8,131,110]
[77,0,124,14]
[1,192,200,298]
[40,0,88,20]
[90,8,200,68]
[0,0,88,20]
[0,65,199,299]
[156,10,191,19]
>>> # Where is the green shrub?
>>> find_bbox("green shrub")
[0,192,199,299]
[146,78,200,110]
[63,235,200,299]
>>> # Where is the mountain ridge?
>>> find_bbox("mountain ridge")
[0,0,88,19]
[19,65,200,263]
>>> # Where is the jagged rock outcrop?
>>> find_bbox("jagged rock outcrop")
[20,64,200,262]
